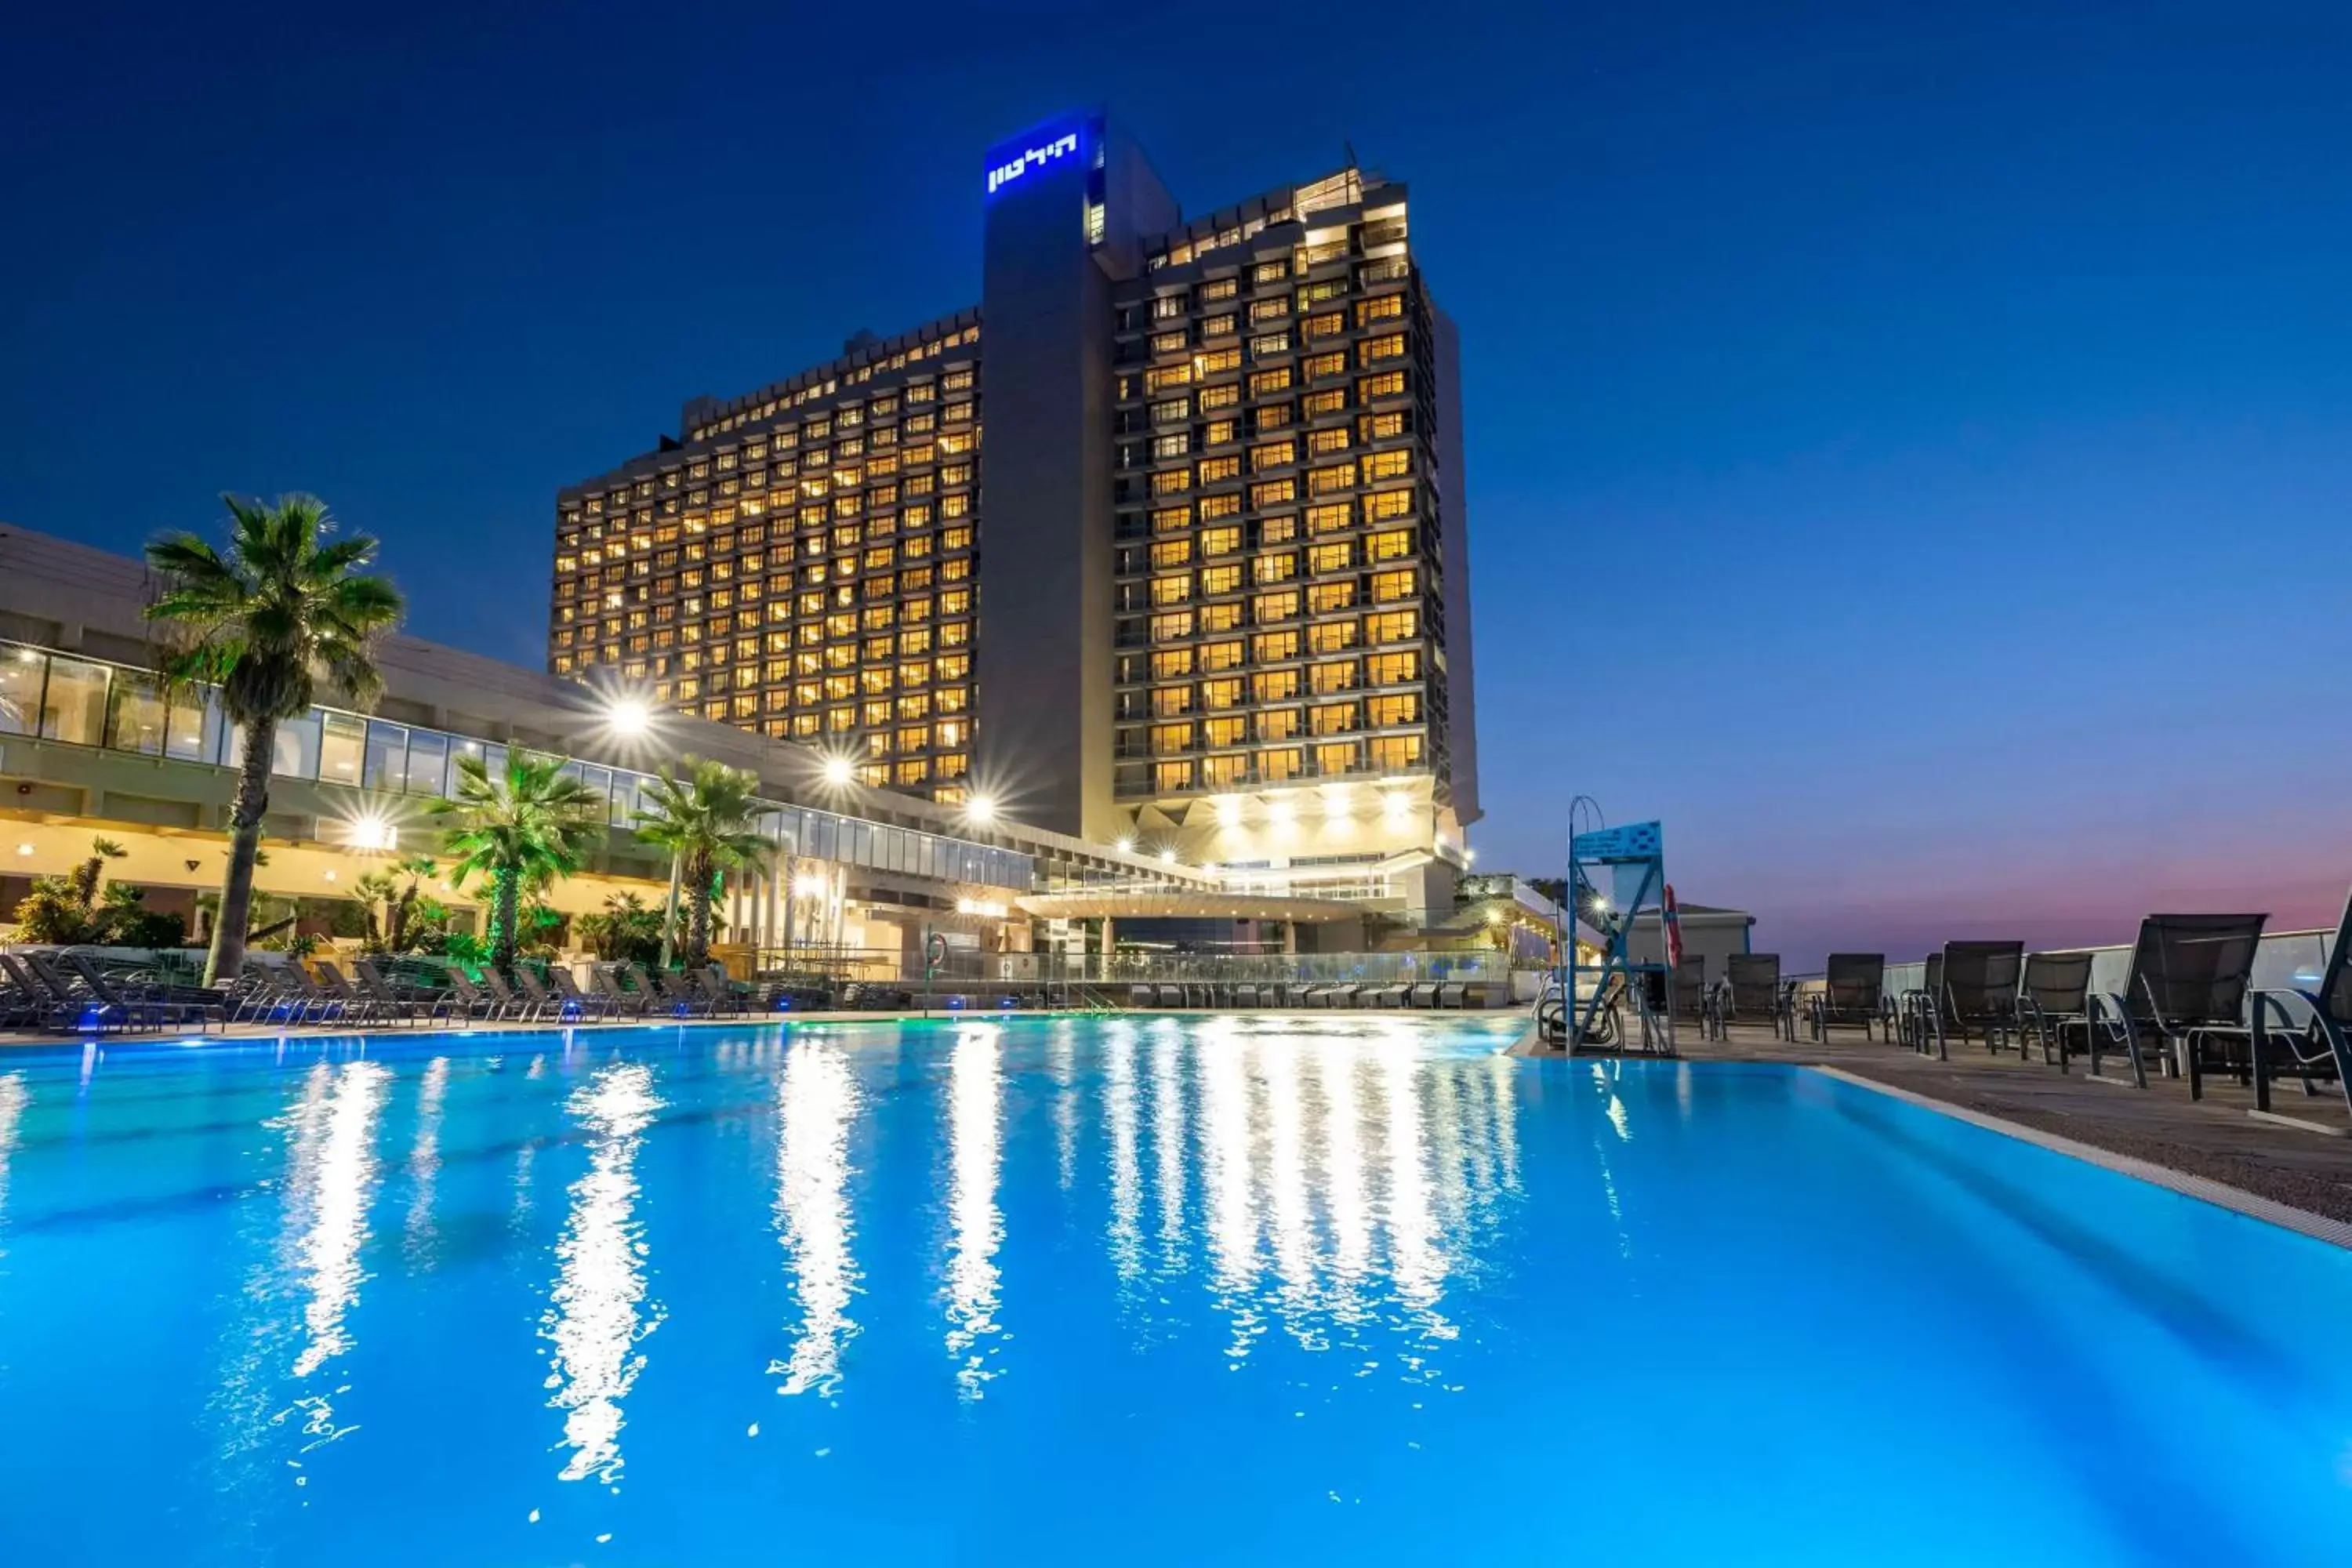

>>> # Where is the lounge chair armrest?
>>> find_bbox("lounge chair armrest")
[2249,988,2328,1033]
[2085,992,2132,1031]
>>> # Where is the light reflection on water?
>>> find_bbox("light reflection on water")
[0,1071,25,1245]
[942,1025,1004,1399]
[770,1038,860,1399]
[543,1062,663,1485]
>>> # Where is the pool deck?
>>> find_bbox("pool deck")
[1652,1020,2352,1225]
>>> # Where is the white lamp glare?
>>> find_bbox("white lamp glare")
[966,794,997,824]
[822,755,855,786]
[607,696,652,737]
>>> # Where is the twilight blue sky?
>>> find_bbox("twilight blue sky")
[3,2,2347,963]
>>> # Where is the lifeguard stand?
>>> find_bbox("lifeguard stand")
[1563,818,1676,1056]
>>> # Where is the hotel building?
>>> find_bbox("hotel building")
[552,115,1479,918]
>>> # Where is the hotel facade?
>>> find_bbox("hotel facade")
[553,115,1479,918]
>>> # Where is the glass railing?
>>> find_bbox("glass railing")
[0,637,1033,892]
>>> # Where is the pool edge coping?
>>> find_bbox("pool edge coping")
[1806,1063,2352,1250]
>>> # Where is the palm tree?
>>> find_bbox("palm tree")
[355,853,440,953]
[145,495,405,984]
[431,751,605,970]
[633,757,776,971]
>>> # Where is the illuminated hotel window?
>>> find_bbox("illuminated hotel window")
[1202,753,1247,786]
[1197,347,1242,375]
[1254,588,1301,622]
[1200,601,1243,633]
[1363,449,1411,481]
[1317,740,1365,775]
[1308,604,1359,641]
[1198,456,1240,485]
[1202,639,1243,673]
[1311,659,1359,695]
[1155,760,1196,792]
[1250,439,1295,470]
[1254,630,1301,664]
[1258,514,1298,544]
[1152,469,1192,496]
[1308,427,1351,457]
[1303,389,1346,416]
[1260,746,1303,780]
[1309,542,1353,573]
[1359,333,1406,365]
[1367,650,1420,685]
[1308,463,1358,495]
[1369,735,1421,771]
[1360,410,1406,441]
[1364,488,1412,521]
[1250,554,1295,586]
[1199,525,1241,557]
[1370,568,1417,602]
[1254,667,1301,702]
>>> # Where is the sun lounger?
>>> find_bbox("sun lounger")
[69,953,222,1033]
[2247,885,2352,1129]
[698,966,748,1017]
[2019,950,2093,1069]
[2085,913,2267,1091]
[547,965,612,1020]
[1920,941,2026,1059]
[1719,954,1791,1038]
[1808,953,1888,1041]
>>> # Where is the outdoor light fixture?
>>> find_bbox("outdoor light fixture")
[13,843,30,857]
[1382,791,1410,822]
[965,794,998,824]
[606,696,652,738]
[1465,848,1477,864]
[1213,795,1243,828]
[1266,799,1295,829]
[1159,848,1178,864]
[955,897,1010,919]
[322,869,338,883]
[793,873,829,898]
[822,755,855,787]
[343,815,398,852]
[1115,837,1134,855]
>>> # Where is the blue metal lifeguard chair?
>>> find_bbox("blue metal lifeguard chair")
[1560,818,1676,1056]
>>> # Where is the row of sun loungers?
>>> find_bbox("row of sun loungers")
[1670,891,2352,1132]
[0,951,757,1035]
[1126,981,1493,1011]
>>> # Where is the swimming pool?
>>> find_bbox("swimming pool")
[0,1014,2347,1564]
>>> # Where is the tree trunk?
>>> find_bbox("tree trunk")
[684,850,714,970]
[205,714,278,987]
[492,869,519,972]
[391,884,416,953]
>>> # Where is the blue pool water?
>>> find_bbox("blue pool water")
[1,1015,2349,1564]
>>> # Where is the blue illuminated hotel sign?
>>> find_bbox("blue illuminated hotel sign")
[986,129,1081,194]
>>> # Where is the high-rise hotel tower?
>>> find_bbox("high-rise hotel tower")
[551,115,1479,915]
